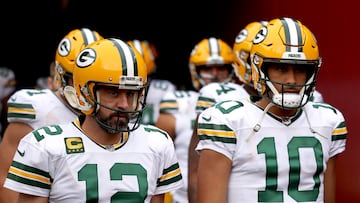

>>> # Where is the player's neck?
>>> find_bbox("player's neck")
[243,84,258,96]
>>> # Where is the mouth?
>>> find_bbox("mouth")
[282,90,299,94]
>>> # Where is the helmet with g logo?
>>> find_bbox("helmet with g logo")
[69,38,148,132]
[233,21,267,84]
[250,17,321,109]
[189,37,235,90]
[55,28,103,89]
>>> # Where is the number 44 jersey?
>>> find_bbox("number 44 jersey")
[196,99,347,203]
[5,120,183,202]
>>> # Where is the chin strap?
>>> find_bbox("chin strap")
[246,102,274,142]
[246,102,327,142]
[302,107,327,139]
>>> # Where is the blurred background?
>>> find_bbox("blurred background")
[0,0,359,201]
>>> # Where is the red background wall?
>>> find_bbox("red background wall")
[226,1,359,202]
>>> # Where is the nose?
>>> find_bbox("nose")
[209,67,219,74]
[284,68,297,85]
[115,92,131,109]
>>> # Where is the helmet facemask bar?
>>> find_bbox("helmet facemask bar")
[258,59,320,109]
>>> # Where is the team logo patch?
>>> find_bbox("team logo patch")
[65,137,85,154]
[58,38,71,57]
[235,28,248,43]
[253,27,267,44]
[76,48,96,68]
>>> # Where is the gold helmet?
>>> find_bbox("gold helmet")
[250,17,321,109]
[127,39,158,75]
[55,28,103,89]
[189,37,235,90]
[65,38,148,133]
[233,21,267,84]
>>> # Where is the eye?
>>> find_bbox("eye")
[101,87,119,97]
[294,65,307,73]
[126,91,135,97]
[275,64,288,72]
[110,90,118,96]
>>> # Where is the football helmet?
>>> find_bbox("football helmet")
[55,28,103,90]
[233,21,267,84]
[189,37,235,90]
[65,38,148,133]
[127,39,158,75]
[250,17,321,109]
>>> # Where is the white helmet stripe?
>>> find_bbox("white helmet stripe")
[132,40,144,55]
[80,28,98,46]
[110,38,138,76]
[282,17,303,53]
[208,37,220,56]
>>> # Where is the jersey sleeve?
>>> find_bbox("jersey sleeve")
[4,129,52,197]
[159,90,198,115]
[328,105,348,158]
[6,89,53,127]
[144,125,183,194]
[195,84,217,114]
[159,91,180,115]
[195,101,239,160]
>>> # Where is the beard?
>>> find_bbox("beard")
[96,111,130,134]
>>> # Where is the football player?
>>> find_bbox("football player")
[196,17,347,203]
[4,38,183,202]
[0,28,103,203]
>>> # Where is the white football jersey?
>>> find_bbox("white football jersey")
[159,90,199,203]
[7,88,78,129]
[142,79,176,125]
[5,120,183,202]
[196,82,250,113]
[196,99,347,203]
[311,90,324,103]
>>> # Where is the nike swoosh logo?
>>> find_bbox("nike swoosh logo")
[202,115,211,121]
[17,149,25,157]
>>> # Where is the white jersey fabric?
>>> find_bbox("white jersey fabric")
[159,90,199,203]
[5,120,183,202]
[196,99,347,203]
[312,90,324,103]
[195,82,250,114]
[142,79,176,125]
[7,88,78,129]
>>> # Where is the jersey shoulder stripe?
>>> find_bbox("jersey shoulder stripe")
[157,162,182,187]
[7,89,54,121]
